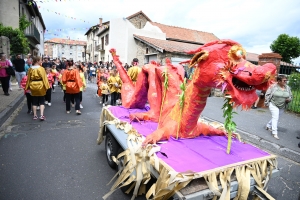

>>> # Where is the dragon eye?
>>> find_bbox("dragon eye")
[236,50,243,57]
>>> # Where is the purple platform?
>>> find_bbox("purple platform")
[109,106,271,172]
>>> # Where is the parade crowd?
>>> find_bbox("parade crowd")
[0,53,296,144]
[0,53,141,121]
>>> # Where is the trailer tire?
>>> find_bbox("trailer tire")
[117,148,133,194]
[105,132,120,169]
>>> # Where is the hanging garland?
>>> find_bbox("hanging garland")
[28,2,91,23]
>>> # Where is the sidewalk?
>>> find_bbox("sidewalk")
[202,97,300,163]
[0,81,24,127]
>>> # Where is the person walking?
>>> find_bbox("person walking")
[20,74,32,114]
[42,57,52,69]
[51,64,58,92]
[127,58,141,82]
[62,64,83,115]
[100,77,110,106]
[264,75,293,140]
[7,55,13,92]
[25,56,32,73]
[45,67,54,106]
[251,90,264,109]
[77,65,86,109]
[12,54,26,89]
[89,64,96,83]
[25,56,50,121]
[107,69,122,106]
[0,53,12,96]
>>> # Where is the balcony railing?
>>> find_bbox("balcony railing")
[24,24,40,44]
[96,44,104,51]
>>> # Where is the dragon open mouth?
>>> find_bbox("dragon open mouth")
[232,77,255,91]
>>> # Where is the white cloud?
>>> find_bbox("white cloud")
[39,0,300,64]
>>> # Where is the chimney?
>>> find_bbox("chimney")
[99,18,103,26]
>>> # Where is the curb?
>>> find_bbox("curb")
[0,93,25,128]
[202,116,300,164]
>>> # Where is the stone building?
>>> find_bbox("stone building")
[44,38,86,62]
[86,11,288,70]
[84,18,110,63]
[0,0,46,56]
[127,11,152,29]
[85,11,219,65]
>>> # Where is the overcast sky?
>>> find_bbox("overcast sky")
[39,0,300,64]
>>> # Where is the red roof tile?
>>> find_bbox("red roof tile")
[133,34,201,54]
[45,38,87,46]
[150,22,219,44]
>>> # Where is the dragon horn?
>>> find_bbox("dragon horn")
[109,48,133,85]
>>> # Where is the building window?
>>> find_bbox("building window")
[101,37,104,49]
[146,48,149,54]
[105,34,109,45]
[70,45,73,49]
[70,52,72,55]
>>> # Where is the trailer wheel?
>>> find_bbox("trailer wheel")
[117,148,132,194]
[105,132,120,169]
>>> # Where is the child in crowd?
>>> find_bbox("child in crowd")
[100,77,110,106]
[59,69,66,102]
[51,64,58,92]
[107,69,122,106]
[78,65,86,109]
[58,69,63,88]
[97,76,102,99]
[20,75,32,114]
[103,68,110,79]
[45,67,54,106]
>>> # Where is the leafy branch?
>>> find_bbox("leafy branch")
[176,78,187,139]
[19,14,32,32]
[222,97,237,154]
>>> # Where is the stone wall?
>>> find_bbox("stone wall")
[0,0,19,29]
[135,40,160,65]
[0,36,10,56]
[128,14,150,29]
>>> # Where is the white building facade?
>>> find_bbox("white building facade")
[44,39,86,62]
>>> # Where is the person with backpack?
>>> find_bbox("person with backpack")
[62,61,83,115]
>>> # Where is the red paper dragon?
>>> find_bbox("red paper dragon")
[110,39,276,145]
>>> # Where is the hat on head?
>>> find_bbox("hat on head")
[133,58,138,62]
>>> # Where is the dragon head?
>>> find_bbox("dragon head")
[188,41,277,109]
[216,45,277,109]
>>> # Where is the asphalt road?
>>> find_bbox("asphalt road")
[0,83,299,200]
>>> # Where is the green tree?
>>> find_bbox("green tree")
[270,34,300,63]
[0,23,30,55]
[19,14,32,32]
